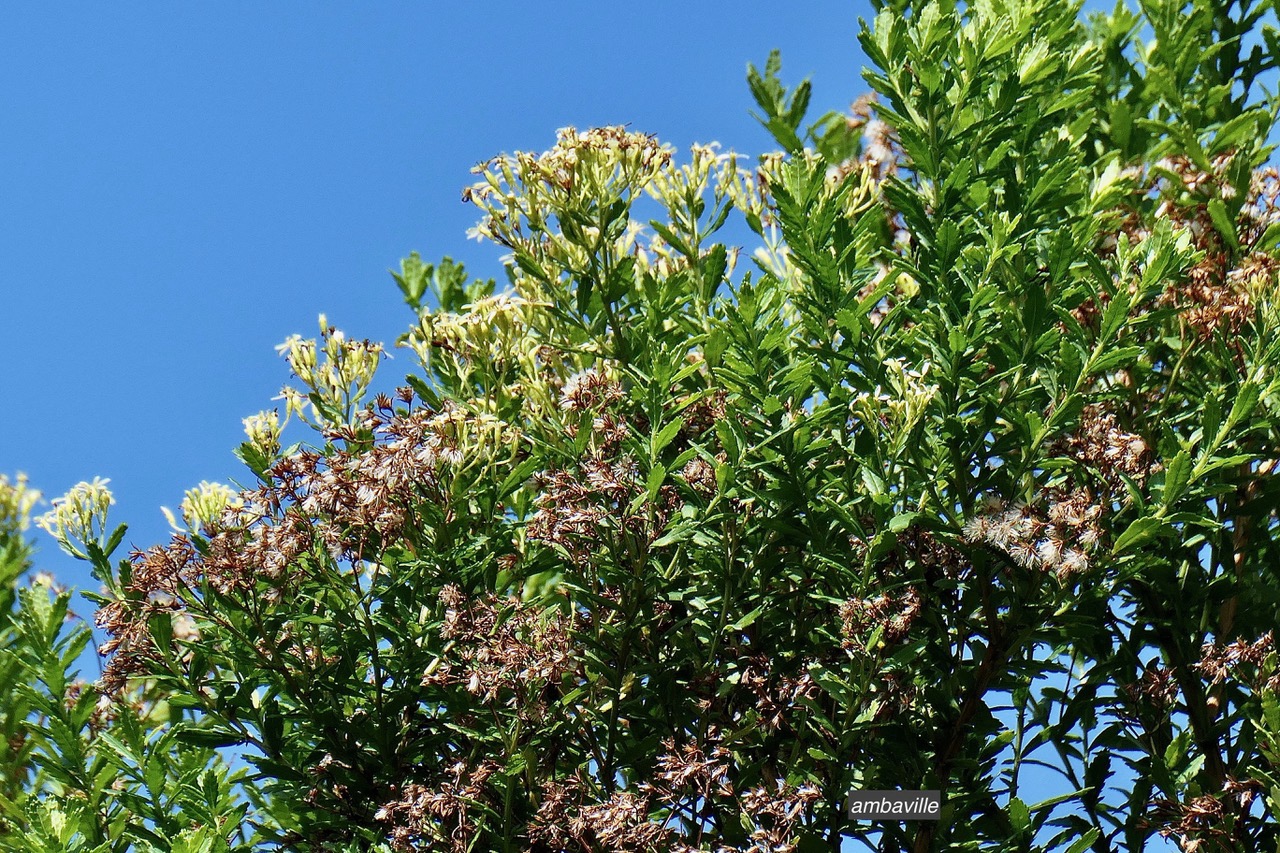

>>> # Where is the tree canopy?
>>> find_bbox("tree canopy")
[5,0,1280,850]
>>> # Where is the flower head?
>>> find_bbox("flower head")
[35,477,114,558]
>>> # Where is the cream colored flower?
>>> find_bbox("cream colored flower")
[0,472,39,535]
[35,477,114,558]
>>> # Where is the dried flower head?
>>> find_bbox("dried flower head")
[560,367,625,413]
[424,589,576,710]
[839,587,923,650]
[1195,632,1275,686]
[962,490,1102,580]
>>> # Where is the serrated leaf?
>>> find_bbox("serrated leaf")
[1226,380,1262,432]
[1113,516,1164,554]
[1008,797,1031,833]
[653,418,684,457]
[1207,198,1240,251]
[1162,450,1192,506]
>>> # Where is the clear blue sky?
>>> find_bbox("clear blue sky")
[1,2,867,595]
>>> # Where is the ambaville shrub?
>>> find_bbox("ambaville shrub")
[6,0,1280,850]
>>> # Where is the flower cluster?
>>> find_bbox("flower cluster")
[375,760,500,853]
[528,378,682,568]
[1151,778,1262,852]
[0,472,39,537]
[1061,404,1152,486]
[161,480,242,532]
[423,585,577,710]
[1143,155,1280,340]
[679,456,718,497]
[651,733,734,801]
[35,477,114,559]
[839,587,922,650]
[530,764,822,853]
[94,536,199,694]
[851,358,938,446]
[276,314,385,425]
[92,395,518,694]
[530,779,674,853]
[242,408,283,459]
[560,367,626,413]
[734,781,824,853]
[848,93,903,183]
[738,655,822,732]
[1194,632,1277,690]
[403,292,550,403]
[528,455,669,567]
[465,126,671,269]
[962,490,1102,579]
[1120,662,1180,722]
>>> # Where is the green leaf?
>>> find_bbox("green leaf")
[173,727,245,749]
[1161,450,1192,506]
[1113,516,1165,555]
[1008,797,1031,833]
[653,418,684,457]
[1064,829,1101,853]
[888,512,918,533]
[645,464,668,502]
[1225,380,1262,433]
[1206,198,1240,251]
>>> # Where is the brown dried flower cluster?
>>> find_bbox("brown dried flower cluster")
[1145,155,1280,340]
[679,457,719,497]
[64,680,124,736]
[213,399,481,589]
[557,368,632,455]
[530,758,821,853]
[375,759,500,853]
[94,397,500,694]
[94,537,200,694]
[1151,778,1262,852]
[1060,404,1152,487]
[1194,631,1277,690]
[530,777,674,853]
[651,733,735,801]
[738,655,822,732]
[561,368,626,413]
[424,585,576,709]
[529,374,683,568]
[677,387,729,440]
[1121,662,1180,720]
[838,587,922,651]
[1152,792,1226,851]
[962,489,1102,580]
[528,456,670,567]
[848,93,903,183]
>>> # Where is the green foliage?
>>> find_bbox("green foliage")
[0,478,252,852]
[16,0,1280,850]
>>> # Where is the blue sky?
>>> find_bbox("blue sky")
[1,2,864,595]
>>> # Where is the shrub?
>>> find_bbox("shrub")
[8,0,1280,850]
